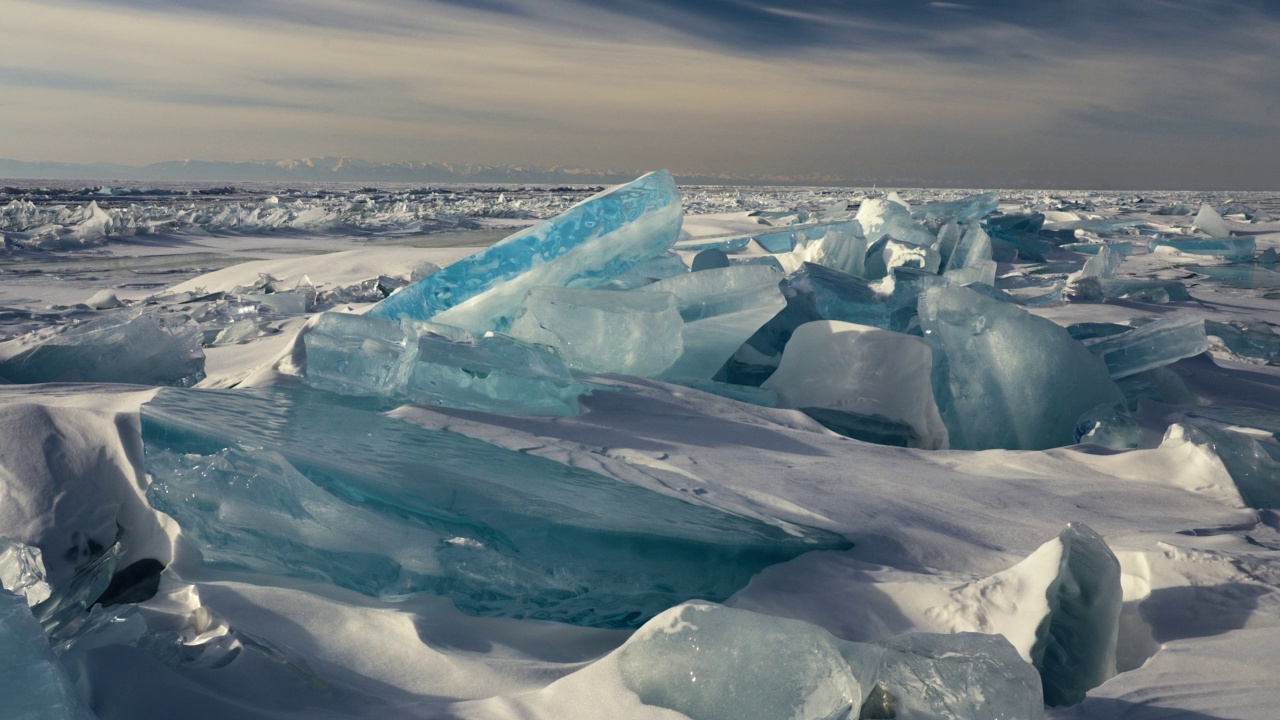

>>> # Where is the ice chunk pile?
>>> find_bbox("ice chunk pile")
[140,386,849,628]
[302,312,589,415]
[0,309,204,386]
[616,602,1044,720]
[1082,316,1209,379]
[0,588,97,720]
[369,170,683,331]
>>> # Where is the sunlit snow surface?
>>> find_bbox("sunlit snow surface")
[3,179,1280,719]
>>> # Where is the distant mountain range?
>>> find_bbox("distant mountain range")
[0,157,856,186]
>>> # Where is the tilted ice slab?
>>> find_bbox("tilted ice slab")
[140,386,848,628]
[0,308,204,387]
[762,321,948,450]
[1082,316,1209,380]
[0,589,97,720]
[615,601,1043,720]
[509,286,684,377]
[302,311,589,416]
[919,285,1125,450]
[1148,236,1255,260]
[800,220,867,278]
[912,191,1001,223]
[639,264,786,380]
[368,170,683,332]
[1192,202,1233,237]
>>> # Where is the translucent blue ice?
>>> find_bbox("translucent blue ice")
[140,387,849,628]
[0,309,204,386]
[1082,316,1208,379]
[302,312,588,416]
[1148,236,1254,260]
[919,285,1125,450]
[1173,423,1280,509]
[641,265,786,380]
[1205,320,1280,362]
[1190,264,1280,289]
[1074,402,1141,449]
[368,170,683,331]
[911,191,1000,222]
[799,220,867,277]
[509,286,684,376]
[0,589,97,720]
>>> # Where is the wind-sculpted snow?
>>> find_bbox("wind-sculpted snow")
[140,386,850,628]
[368,170,683,331]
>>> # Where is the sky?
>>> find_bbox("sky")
[1,0,1278,189]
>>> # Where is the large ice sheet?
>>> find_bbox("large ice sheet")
[0,589,97,720]
[762,321,948,450]
[302,312,589,416]
[640,264,786,380]
[919,285,1125,450]
[1148,236,1254,260]
[1082,316,1209,379]
[509,286,684,376]
[140,387,849,628]
[0,309,204,386]
[368,170,683,331]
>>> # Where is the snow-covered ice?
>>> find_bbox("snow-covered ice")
[2,176,1280,719]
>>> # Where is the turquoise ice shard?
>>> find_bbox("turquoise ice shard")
[762,321,948,450]
[0,308,204,386]
[856,198,935,247]
[942,223,997,286]
[302,312,588,416]
[618,602,864,720]
[919,285,1125,450]
[1081,316,1208,379]
[140,387,848,628]
[597,251,689,290]
[640,264,786,380]
[1192,202,1232,237]
[508,286,684,376]
[1147,236,1254,260]
[368,170,683,331]
[1205,320,1280,362]
[0,589,97,720]
[912,191,1000,222]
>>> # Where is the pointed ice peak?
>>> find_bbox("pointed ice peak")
[1192,203,1232,237]
[886,191,911,211]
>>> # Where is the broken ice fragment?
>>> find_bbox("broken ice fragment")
[302,312,588,416]
[618,602,863,720]
[857,198,934,247]
[509,286,684,376]
[368,170,683,332]
[911,191,1000,223]
[0,308,205,386]
[802,220,867,278]
[1148,236,1254,260]
[640,264,786,380]
[1082,316,1208,379]
[1205,320,1280,362]
[0,589,97,720]
[919,285,1125,450]
[762,321,948,449]
[1074,402,1142,449]
[881,238,941,275]
[141,387,849,627]
[1189,264,1280,289]
[598,251,689,289]
[1192,203,1232,237]
[1166,423,1280,508]
[690,248,731,271]
[865,632,1045,720]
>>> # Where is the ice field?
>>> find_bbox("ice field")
[3,175,1280,719]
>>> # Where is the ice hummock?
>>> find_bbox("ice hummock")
[140,386,849,628]
[302,311,589,416]
[1192,202,1232,237]
[919,284,1126,450]
[0,309,205,386]
[367,170,683,332]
